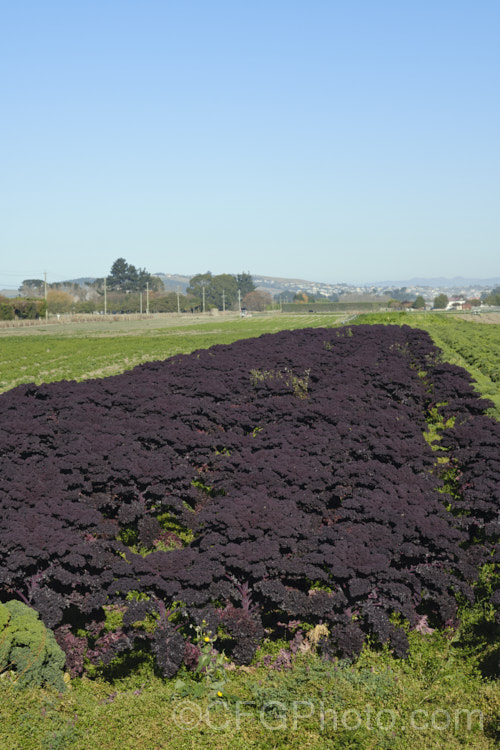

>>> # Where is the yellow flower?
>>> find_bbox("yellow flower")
[217,691,223,697]
[204,636,210,642]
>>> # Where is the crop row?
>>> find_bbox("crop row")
[429,321,500,383]
[0,325,498,678]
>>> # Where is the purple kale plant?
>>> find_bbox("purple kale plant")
[0,325,498,674]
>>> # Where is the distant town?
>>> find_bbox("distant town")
[1,266,499,318]
[157,272,500,309]
[243,274,499,306]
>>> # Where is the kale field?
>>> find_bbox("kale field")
[353,312,500,418]
[1,314,499,749]
[0,313,345,394]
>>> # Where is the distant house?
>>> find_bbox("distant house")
[445,297,467,310]
[444,298,480,311]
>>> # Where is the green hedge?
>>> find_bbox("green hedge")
[281,301,388,313]
[0,298,45,320]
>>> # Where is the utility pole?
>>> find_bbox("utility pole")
[140,292,143,314]
[238,288,241,314]
[222,289,225,312]
[146,282,149,315]
[177,286,180,314]
[202,284,206,313]
[44,271,48,320]
[104,277,107,315]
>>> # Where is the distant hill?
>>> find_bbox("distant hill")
[373,276,500,287]
[154,273,192,293]
[52,272,500,297]
[63,277,98,285]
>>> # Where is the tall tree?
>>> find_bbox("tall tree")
[433,293,449,309]
[107,258,130,292]
[210,274,238,309]
[126,263,140,291]
[46,290,73,314]
[243,290,272,311]
[149,276,165,292]
[107,258,154,293]
[187,272,256,310]
[236,272,256,296]
[389,287,409,302]
[186,273,212,310]
[485,287,500,306]
[19,279,44,297]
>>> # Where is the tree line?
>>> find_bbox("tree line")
[1,260,272,319]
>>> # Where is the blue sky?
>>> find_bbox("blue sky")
[1,0,499,290]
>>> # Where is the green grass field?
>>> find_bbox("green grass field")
[0,313,345,393]
[2,632,499,750]
[1,311,499,749]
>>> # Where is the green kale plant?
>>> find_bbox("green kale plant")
[0,600,66,691]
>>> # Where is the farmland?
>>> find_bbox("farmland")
[353,312,500,418]
[0,313,345,394]
[1,313,499,749]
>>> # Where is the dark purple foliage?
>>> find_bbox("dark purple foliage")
[183,639,202,671]
[151,622,185,678]
[54,625,87,677]
[1,325,498,675]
